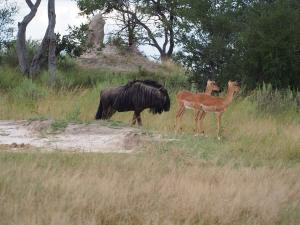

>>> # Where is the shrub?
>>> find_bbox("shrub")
[106,35,128,54]
[0,40,39,67]
[57,56,78,71]
[0,66,23,90]
[251,83,300,114]
[11,79,47,101]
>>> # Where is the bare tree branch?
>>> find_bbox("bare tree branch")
[25,0,34,9]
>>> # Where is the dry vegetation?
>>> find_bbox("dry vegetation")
[0,152,299,225]
[0,65,300,224]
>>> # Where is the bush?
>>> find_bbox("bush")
[0,40,39,67]
[11,79,47,101]
[57,56,78,71]
[0,66,23,90]
[251,83,300,114]
[106,36,129,54]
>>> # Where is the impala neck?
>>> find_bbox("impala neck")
[223,88,236,106]
[205,86,212,95]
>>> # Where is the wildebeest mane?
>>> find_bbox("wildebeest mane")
[124,79,164,89]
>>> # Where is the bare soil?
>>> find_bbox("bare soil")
[0,120,161,153]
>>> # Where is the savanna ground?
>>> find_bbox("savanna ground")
[0,64,300,225]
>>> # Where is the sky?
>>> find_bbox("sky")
[15,0,159,58]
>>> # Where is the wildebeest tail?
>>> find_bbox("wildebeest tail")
[95,100,103,120]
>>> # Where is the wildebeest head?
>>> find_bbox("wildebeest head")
[148,85,170,114]
[160,86,170,111]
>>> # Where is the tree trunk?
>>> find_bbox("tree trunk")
[17,24,29,75]
[128,26,135,49]
[29,28,50,76]
[48,0,56,86]
[16,0,41,75]
[160,52,170,62]
[30,0,56,80]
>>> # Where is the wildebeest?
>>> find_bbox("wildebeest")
[95,80,170,126]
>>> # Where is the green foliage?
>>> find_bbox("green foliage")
[56,23,89,58]
[51,120,68,132]
[0,40,40,67]
[106,35,129,54]
[0,0,17,48]
[76,0,180,59]
[251,83,300,115]
[0,66,22,89]
[1,65,300,165]
[11,79,47,101]
[176,0,300,90]
[240,0,300,89]
[57,55,78,71]
[66,104,81,122]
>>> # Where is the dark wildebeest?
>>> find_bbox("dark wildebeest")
[95,80,170,126]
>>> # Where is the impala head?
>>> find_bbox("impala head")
[228,80,240,93]
[206,80,220,93]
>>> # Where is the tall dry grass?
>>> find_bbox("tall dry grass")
[1,80,300,165]
[0,152,299,225]
[1,66,300,224]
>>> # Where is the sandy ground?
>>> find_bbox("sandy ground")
[0,120,161,153]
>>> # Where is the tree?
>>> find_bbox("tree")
[76,0,180,61]
[239,0,300,89]
[109,7,139,50]
[0,0,17,49]
[47,0,56,85]
[176,0,300,90]
[30,0,56,80]
[16,0,41,75]
[56,23,89,58]
[176,0,249,88]
[17,0,57,84]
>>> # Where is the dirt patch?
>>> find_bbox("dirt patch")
[0,120,161,153]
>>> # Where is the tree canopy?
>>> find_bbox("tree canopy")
[177,0,300,89]
[0,0,17,49]
[76,0,181,61]
[75,0,300,89]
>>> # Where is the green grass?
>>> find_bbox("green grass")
[0,66,300,165]
[0,66,300,225]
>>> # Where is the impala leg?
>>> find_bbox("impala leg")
[175,104,185,132]
[194,110,199,133]
[194,109,203,134]
[216,112,223,140]
[197,111,206,135]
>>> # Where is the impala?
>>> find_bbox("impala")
[194,80,240,139]
[175,80,220,132]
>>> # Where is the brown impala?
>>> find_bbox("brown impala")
[175,80,220,133]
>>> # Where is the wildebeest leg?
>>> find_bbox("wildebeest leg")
[136,112,142,126]
[131,113,137,126]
